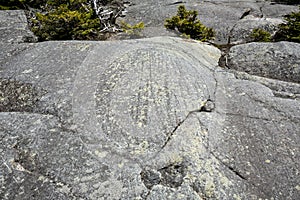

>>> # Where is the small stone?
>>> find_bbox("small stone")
[265,160,271,164]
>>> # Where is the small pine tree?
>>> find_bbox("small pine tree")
[31,3,102,41]
[250,28,272,42]
[1,0,121,41]
[120,21,144,35]
[165,5,215,42]
[275,6,300,43]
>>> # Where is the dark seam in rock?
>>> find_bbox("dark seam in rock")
[240,8,252,19]
[190,186,208,200]
[207,42,234,69]
[204,135,270,197]
[160,115,187,150]
[214,151,270,197]
[259,5,264,18]
[142,189,152,200]
[160,99,215,150]
[211,70,219,102]
[198,122,248,181]
[228,166,247,180]
[166,1,186,6]
[216,111,273,122]
[10,145,79,197]
[209,150,247,180]
[218,111,300,128]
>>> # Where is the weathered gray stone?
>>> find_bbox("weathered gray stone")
[229,17,282,43]
[228,41,300,83]
[1,36,299,199]
[232,70,300,99]
[0,10,37,43]
[121,0,298,44]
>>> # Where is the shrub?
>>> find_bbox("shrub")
[248,7,300,43]
[120,21,144,35]
[165,5,215,42]
[274,6,300,43]
[250,28,272,42]
[31,3,102,40]
[1,0,122,41]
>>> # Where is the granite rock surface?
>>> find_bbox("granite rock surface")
[228,41,300,83]
[121,0,298,44]
[0,10,37,43]
[0,5,300,200]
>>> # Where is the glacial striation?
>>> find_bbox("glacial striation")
[0,5,300,200]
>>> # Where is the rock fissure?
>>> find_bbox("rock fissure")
[161,99,215,150]
[1,4,300,198]
[240,8,252,20]
[217,111,274,122]
[213,43,235,68]
[166,1,186,6]
[208,150,249,181]
[227,166,247,180]
[200,124,249,182]
[161,118,185,149]
[158,162,186,188]
[210,70,220,105]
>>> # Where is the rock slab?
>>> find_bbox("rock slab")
[228,41,300,83]
[1,36,300,199]
[0,9,300,200]
[0,10,37,43]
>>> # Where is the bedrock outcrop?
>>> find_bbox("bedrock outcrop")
[228,41,300,83]
[121,0,298,44]
[0,9,300,200]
